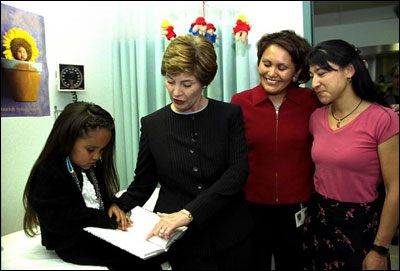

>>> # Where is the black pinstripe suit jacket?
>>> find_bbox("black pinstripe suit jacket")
[115,98,253,253]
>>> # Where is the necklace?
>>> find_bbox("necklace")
[331,99,363,128]
[66,156,104,210]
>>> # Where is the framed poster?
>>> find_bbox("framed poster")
[1,3,50,117]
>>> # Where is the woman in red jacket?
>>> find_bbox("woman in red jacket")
[231,30,318,270]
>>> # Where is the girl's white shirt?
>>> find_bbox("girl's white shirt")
[81,172,101,209]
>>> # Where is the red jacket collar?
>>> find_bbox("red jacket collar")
[251,83,306,107]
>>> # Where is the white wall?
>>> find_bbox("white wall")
[314,5,399,47]
[1,1,305,236]
[1,1,114,236]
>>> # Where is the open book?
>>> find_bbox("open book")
[84,206,187,259]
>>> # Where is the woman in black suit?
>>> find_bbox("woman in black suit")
[110,34,253,270]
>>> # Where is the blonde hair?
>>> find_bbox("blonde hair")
[237,15,248,23]
[161,34,217,86]
[160,20,173,28]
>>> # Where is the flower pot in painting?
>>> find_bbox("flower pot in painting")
[1,58,42,102]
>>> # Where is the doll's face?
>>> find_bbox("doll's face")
[16,46,28,61]
[207,29,214,34]
[199,24,207,32]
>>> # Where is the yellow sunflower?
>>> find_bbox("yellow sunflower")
[2,27,39,62]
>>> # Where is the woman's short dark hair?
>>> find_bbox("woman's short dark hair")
[256,30,312,85]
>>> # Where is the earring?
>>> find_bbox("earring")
[292,76,298,83]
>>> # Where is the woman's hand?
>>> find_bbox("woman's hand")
[146,210,192,240]
[362,250,388,270]
[108,203,133,231]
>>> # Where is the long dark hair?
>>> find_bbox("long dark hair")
[23,102,119,237]
[306,39,388,106]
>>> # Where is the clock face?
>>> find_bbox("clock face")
[59,64,85,90]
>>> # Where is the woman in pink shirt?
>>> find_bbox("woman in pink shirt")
[304,39,399,270]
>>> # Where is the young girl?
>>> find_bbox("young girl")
[304,39,399,270]
[23,102,161,270]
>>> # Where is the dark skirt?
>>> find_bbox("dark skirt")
[302,191,389,270]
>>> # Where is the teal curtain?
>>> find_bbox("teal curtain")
[112,38,168,188]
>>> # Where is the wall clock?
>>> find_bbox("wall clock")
[57,64,85,91]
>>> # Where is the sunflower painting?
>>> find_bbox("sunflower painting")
[1,3,49,117]
[2,27,39,62]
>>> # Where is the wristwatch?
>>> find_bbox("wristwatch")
[371,244,389,256]
[181,209,193,222]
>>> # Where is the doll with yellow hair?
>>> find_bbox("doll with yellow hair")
[233,15,252,43]
[160,20,176,41]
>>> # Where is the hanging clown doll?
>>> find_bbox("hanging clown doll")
[233,15,252,43]
[160,20,177,41]
[189,17,207,36]
[205,23,219,43]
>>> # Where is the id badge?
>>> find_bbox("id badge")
[295,207,307,228]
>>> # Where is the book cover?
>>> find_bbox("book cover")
[84,206,187,260]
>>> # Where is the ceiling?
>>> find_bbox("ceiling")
[313,1,398,15]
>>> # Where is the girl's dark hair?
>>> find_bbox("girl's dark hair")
[23,102,119,237]
[256,30,312,85]
[306,39,388,106]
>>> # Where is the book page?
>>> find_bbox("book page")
[148,226,188,249]
[84,226,162,259]
[84,206,187,259]
[130,206,187,249]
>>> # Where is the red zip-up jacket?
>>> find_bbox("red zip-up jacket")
[231,83,320,204]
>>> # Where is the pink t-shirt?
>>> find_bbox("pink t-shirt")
[310,103,399,203]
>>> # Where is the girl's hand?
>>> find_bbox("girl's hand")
[117,215,133,231]
[108,203,133,231]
